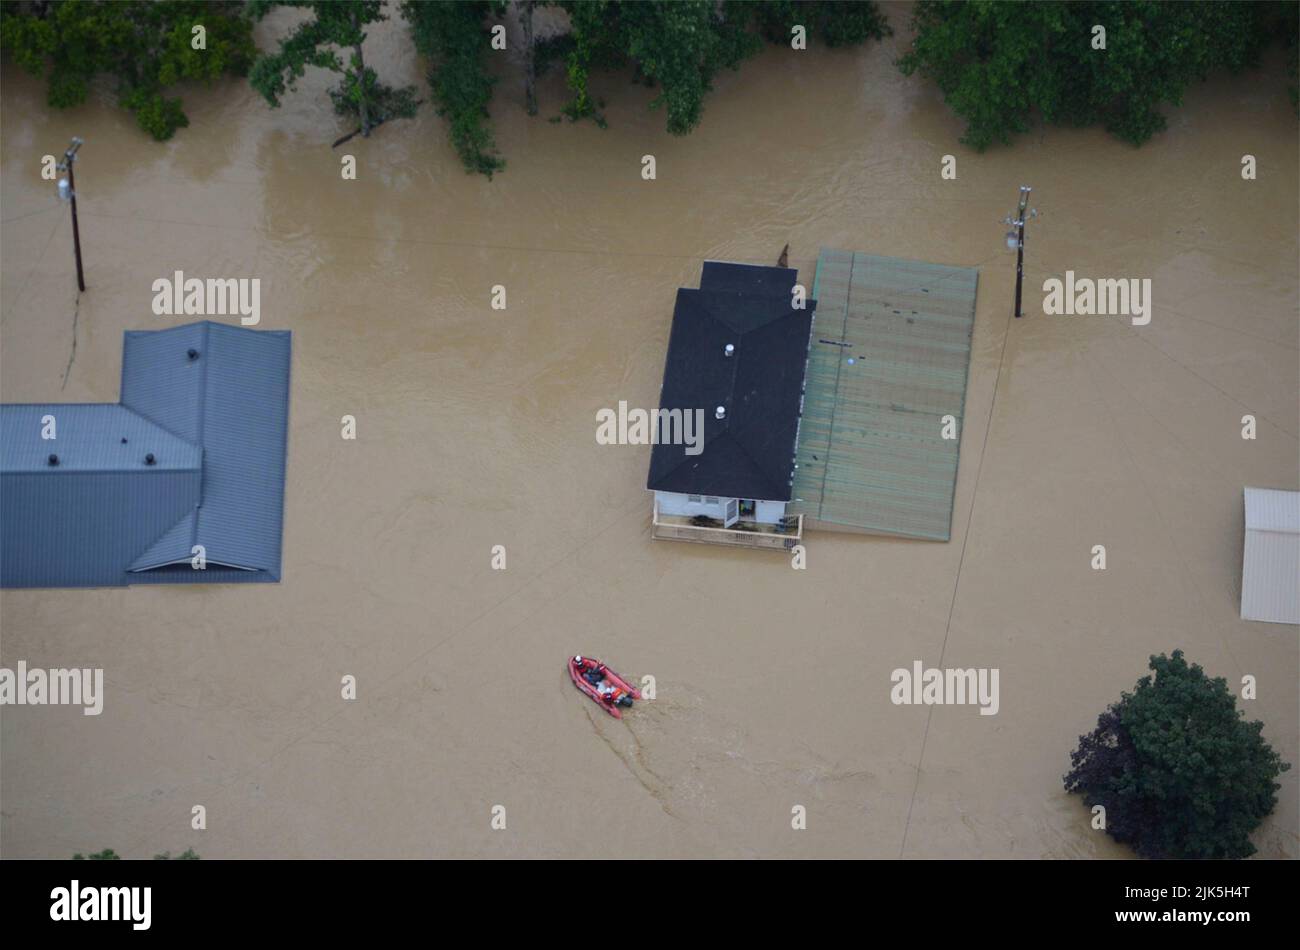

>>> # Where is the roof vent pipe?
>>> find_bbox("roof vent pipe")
[144,453,156,466]
[187,348,200,361]
[724,343,735,357]
[715,406,726,420]
[47,454,59,466]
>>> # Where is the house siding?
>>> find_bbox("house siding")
[656,491,786,525]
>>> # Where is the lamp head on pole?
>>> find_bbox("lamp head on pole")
[57,178,71,202]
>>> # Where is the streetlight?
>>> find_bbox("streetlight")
[1003,185,1037,318]
[56,137,85,292]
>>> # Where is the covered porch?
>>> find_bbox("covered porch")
[650,499,803,551]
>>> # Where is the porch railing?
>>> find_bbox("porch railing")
[651,501,803,551]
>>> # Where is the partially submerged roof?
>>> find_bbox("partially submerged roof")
[1,321,291,588]
[647,262,814,501]
[1241,487,1299,625]
[700,260,799,296]
[789,248,978,540]
[1,404,201,473]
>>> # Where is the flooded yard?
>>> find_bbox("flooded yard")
[1,4,1296,858]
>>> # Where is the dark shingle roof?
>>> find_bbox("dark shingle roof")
[1,321,291,588]
[700,260,799,296]
[646,264,814,501]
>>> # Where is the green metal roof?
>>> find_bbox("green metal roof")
[790,249,978,540]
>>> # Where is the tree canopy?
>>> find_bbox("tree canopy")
[736,0,890,50]
[1064,650,1291,859]
[400,0,889,176]
[71,847,200,859]
[0,0,254,140]
[545,0,757,135]
[402,0,505,177]
[538,1,887,135]
[249,0,417,140]
[6,1,1291,169]
[898,0,1294,150]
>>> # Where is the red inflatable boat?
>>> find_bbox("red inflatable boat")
[568,655,641,719]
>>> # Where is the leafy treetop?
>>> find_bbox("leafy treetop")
[0,0,254,140]
[1064,649,1290,859]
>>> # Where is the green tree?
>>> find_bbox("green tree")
[402,0,888,177]
[520,0,539,116]
[547,0,759,134]
[1281,1,1299,113]
[542,2,887,135]
[248,0,417,142]
[402,0,505,177]
[898,1,1287,150]
[71,847,200,859]
[734,0,890,49]
[1064,650,1291,859]
[0,0,254,140]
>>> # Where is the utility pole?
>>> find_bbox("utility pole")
[1003,185,1036,318]
[57,137,85,292]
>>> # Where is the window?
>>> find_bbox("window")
[705,496,719,505]
[688,495,703,503]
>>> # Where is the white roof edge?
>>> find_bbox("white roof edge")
[1244,487,1300,534]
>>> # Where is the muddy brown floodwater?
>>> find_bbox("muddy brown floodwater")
[1,4,1296,859]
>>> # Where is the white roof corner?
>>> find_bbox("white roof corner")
[1243,487,1300,533]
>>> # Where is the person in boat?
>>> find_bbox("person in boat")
[597,680,633,709]
[574,655,603,687]
[594,682,627,706]
[608,688,633,709]
[574,656,633,708]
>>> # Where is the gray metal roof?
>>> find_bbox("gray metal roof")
[1,404,201,472]
[1,321,291,588]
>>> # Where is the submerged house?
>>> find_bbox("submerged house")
[647,261,814,549]
[647,250,980,550]
[1,321,291,588]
